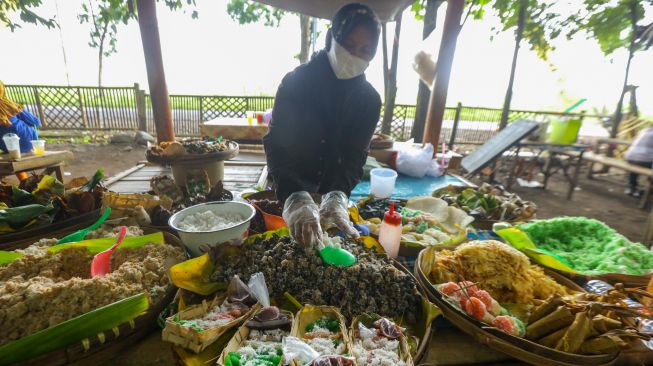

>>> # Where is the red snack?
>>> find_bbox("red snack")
[464,297,487,321]
[475,290,493,309]
[440,282,462,297]
[458,281,479,297]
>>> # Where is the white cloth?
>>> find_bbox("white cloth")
[625,127,653,164]
[327,38,370,79]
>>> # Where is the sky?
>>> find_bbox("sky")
[1,0,652,115]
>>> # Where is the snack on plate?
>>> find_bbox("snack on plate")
[434,183,536,221]
[292,306,350,360]
[351,316,412,366]
[221,306,293,366]
[428,240,570,304]
[437,281,525,337]
[525,290,652,355]
[150,137,233,157]
[0,238,185,346]
[518,217,653,275]
[210,236,420,319]
[162,276,259,353]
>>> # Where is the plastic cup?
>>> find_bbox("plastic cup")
[3,133,21,160]
[370,168,398,199]
[31,140,45,155]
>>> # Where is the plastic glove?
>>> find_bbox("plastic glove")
[283,191,323,247]
[319,191,359,239]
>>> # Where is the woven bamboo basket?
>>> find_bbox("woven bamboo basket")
[291,305,352,359]
[415,245,619,366]
[349,314,414,366]
[162,295,259,354]
[14,231,185,366]
[217,309,295,366]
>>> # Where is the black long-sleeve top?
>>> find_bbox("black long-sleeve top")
[263,50,382,202]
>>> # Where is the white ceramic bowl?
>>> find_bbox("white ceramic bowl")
[168,201,256,257]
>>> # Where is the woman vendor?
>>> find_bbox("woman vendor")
[263,3,382,247]
[0,81,40,180]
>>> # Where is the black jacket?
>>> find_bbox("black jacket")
[263,51,382,202]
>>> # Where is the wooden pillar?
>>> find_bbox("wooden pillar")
[422,0,464,147]
[136,0,175,142]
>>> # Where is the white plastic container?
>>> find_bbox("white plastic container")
[370,168,397,199]
[378,202,402,258]
[3,133,21,160]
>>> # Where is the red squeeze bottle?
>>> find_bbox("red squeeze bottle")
[378,202,402,258]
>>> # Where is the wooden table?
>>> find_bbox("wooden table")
[0,150,73,181]
[105,160,268,194]
[200,117,269,144]
[506,142,588,200]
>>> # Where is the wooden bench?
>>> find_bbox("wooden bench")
[584,151,652,208]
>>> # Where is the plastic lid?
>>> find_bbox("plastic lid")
[383,202,402,226]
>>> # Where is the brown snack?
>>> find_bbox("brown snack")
[591,315,623,334]
[555,311,593,353]
[538,327,569,348]
[529,295,564,324]
[526,305,575,340]
[578,336,621,355]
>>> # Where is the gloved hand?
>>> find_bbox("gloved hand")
[283,191,323,247]
[319,191,359,239]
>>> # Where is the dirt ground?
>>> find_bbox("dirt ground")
[20,142,648,365]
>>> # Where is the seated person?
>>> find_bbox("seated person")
[624,126,653,197]
[0,81,41,180]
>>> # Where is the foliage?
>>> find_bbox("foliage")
[410,0,488,22]
[0,0,56,31]
[78,1,133,59]
[226,0,286,27]
[563,0,652,56]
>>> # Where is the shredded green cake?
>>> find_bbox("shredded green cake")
[518,217,653,275]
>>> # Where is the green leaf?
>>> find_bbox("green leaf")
[0,293,149,365]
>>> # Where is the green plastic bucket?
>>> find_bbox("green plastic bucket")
[547,119,581,145]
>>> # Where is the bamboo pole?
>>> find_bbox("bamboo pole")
[422,0,464,147]
[136,0,175,142]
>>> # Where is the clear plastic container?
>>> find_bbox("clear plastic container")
[3,133,21,160]
[370,168,397,198]
[31,140,45,155]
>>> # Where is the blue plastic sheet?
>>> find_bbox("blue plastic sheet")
[350,174,468,202]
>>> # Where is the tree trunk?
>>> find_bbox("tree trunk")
[381,23,389,95]
[299,14,311,64]
[97,17,109,88]
[422,0,464,146]
[499,0,526,130]
[611,3,638,139]
[412,0,443,141]
[381,12,403,135]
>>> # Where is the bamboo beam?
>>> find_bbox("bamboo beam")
[422,0,464,147]
[136,0,175,142]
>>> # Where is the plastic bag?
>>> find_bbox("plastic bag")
[282,336,320,365]
[226,276,256,306]
[247,272,270,308]
[396,143,434,178]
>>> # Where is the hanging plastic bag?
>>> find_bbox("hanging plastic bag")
[247,272,270,308]
[396,143,434,178]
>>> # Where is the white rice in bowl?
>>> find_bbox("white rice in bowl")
[178,210,245,232]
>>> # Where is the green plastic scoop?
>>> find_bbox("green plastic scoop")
[319,244,357,267]
[57,207,112,244]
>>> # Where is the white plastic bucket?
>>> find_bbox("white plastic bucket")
[370,168,398,199]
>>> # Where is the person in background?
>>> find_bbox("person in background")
[263,3,382,247]
[624,126,653,197]
[0,81,41,180]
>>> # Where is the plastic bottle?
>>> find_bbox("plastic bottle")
[378,202,402,258]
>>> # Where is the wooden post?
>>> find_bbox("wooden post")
[422,0,464,147]
[136,0,175,142]
[449,102,462,149]
[134,83,147,132]
[33,86,46,127]
[77,87,88,129]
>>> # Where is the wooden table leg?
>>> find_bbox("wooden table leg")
[567,150,583,200]
[54,164,65,182]
[542,149,552,190]
[506,146,521,191]
[645,208,653,246]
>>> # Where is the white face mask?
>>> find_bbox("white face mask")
[327,37,370,80]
